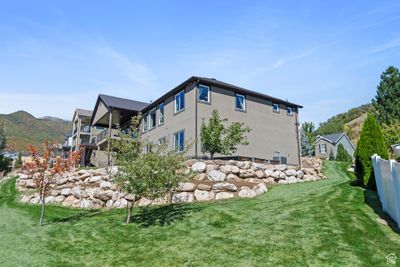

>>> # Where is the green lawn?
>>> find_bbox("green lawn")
[1,161,399,266]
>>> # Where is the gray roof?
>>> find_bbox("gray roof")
[143,76,303,112]
[99,94,148,111]
[76,108,93,118]
[321,133,344,144]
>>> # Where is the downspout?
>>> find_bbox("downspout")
[295,110,301,167]
[195,81,199,159]
[107,108,113,166]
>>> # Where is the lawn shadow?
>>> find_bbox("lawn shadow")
[132,203,203,228]
[47,209,103,225]
[363,189,400,234]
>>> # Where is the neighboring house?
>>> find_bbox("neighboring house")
[61,131,72,158]
[87,76,303,166]
[315,132,355,160]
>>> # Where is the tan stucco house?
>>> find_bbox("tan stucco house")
[80,76,303,166]
[315,132,355,160]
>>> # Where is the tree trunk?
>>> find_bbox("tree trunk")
[39,195,46,226]
[126,201,133,224]
[210,152,214,160]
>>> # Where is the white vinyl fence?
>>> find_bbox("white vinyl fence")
[371,154,400,227]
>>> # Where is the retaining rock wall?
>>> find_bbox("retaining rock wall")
[17,157,325,209]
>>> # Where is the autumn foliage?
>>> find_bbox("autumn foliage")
[23,140,81,225]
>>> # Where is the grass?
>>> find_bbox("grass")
[1,161,400,266]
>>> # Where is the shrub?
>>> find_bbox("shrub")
[355,114,388,188]
[335,144,352,162]
[329,150,335,161]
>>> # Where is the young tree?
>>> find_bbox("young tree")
[200,110,251,159]
[335,144,352,162]
[23,141,81,226]
[372,66,400,125]
[15,152,23,169]
[355,114,388,189]
[112,116,191,224]
[300,129,313,156]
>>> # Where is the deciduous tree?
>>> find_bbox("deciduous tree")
[200,110,251,159]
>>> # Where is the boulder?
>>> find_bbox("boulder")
[215,192,234,200]
[238,187,257,198]
[89,175,102,183]
[212,182,237,192]
[194,173,207,181]
[206,164,219,173]
[60,188,72,196]
[236,161,251,169]
[254,183,268,195]
[80,199,94,209]
[264,177,275,184]
[71,186,82,198]
[152,196,170,205]
[226,173,240,181]
[106,200,114,208]
[285,169,298,177]
[264,169,274,178]
[207,170,226,182]
[296,170,304,179]
[278,179,288,184]
[255,170,265,179]
[177,182,196,192]
[172,192,194,203]
[56,178,68,186]
[45,196,55,203]
[191,162,206,173]
[50,189,61,197]
[276,164,287,171]
[100,181,112,190]
[94,190,112,201]
[124,194,136,201]
[113,198,128,208]
[62,195,78,207]
[194,190,215,201]
[54,195,66,203]
[197,183,212,191]
[220,165,240,174]
[26,179,37,188]
[21,195,32,203]
[239,169,255,178]
[251,162,265,170]
[30,196,40,204]
[286,176,298,184]
[271,171,284,179]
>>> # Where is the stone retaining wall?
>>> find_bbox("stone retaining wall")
[17,157,324,209]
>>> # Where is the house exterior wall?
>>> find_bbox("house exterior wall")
[142,82,301,165]
[332,135,355,159]
[315,139,334,159]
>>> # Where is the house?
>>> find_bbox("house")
[87,76,303,166]
[315,132,355,160]
[61,131,72,158]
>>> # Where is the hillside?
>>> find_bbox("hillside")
[315,104,374,145]
[0,111,71,152]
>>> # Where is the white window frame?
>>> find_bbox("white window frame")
[142,114,148,132]
[148,108,157,130]
[174,129,185,153]
[174,90,185,113]
[158,102,165,125]
[198,84,210,103]
[273,103,280,113]
[287,106,293,116]
[235,94,246,111]
[319,144,327,154]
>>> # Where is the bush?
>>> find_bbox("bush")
[355,114,388,188]
[329,150,335,161]
[0,155,12,173]
[335,144,352,162]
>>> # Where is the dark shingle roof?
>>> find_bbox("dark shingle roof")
[321,133,344,144]
[143,76,303,112]
[99,94,148,111]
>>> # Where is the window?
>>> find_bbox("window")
[142,114,148,132]
[158,103,164,125]
[273,103,280,113]
[149,108,156,130]
[174,130,185,152]
[143,144,152,154]
[175,90,185,113]
[287,107,293,116]
[198,84,210,103]
[319,144,327,154]
[235,94,246,111]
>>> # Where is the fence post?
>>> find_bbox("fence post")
[372,154,383,199]
[390,160,400,228]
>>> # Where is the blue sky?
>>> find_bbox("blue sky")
[0,1,399,125]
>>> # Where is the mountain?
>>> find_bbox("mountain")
[0,111,71,152]
[315,104,374,145]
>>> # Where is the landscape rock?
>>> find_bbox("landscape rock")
[89,175,102,183]
[172,192,194,203]
[194,190,215,201]
[60,188,72,196]
[197,184,212,191]
[207,170,226,182]
[177,182,196,192]
[215,192,234,200]
[100,181,112,190]
[191,162,206,173]
[255,170,265,179]
[238,187,257,198]
[212,182,237,192]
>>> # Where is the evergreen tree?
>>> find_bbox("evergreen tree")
[300,129,313,156]
[15,152,23,168]
[355,114,388,189]
[335,144,352,162]
[372,66,400,125]
[0,122,5,151]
